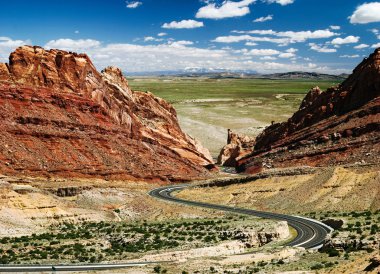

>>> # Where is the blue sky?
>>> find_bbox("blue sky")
[1,0,380,74]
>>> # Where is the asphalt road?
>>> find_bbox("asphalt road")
[0,262,158,272]
[149,184,333,249]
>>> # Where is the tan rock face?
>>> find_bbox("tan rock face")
[0,181,12,206]
[0,46,213,182]
[237,48,380,173]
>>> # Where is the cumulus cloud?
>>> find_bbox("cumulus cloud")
[349,2,380,24]
[162,19,204,29]
[44,39,101,51]
[157,32,167,37]
[331,35,360,45]
[168,40,194,47]
[372,42,380,48]
[354,43,369,49]
[0,37,31,62]
[339,54,360,58]
[245,42,258,46]
[309,43,337,53]
[278,52,295,58]
[196,0,255,19]
[214,29,338,45]
[253,15,273,22]
[39,38,350,74]
[246,49,280,56]
[213,34,290,44]
[264,0,294,5]
[126,1,142,8]
[143,36,163,42]
[260,56,277,60]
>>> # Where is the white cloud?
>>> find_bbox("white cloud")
[214,29,338,45]
[309,43,337,53]
[354,43,369,49]
[331,35,360,45]
[213,34,290,44]
[157,32,167,37]
[370,28,380,39]
[245,42,258,46]
[286,47,298,53]
[162,19,204,29]
[372,43,380,48]
[44,39,101,51]
[42,38,345,74]
[126,1,142,8]
[278,52,295,58]
[349,2,380,24]
[0,36,349,76]
[246,49,280,56]
[143,36,163,42]
[329,25,341,30]
[264,0,294,5]
[0,37,31,62]
[339,54,360,58]
[253,15,273,22]
[169,40,194,47]
[196,0,255,19]
[260,56,277,60]
[233,29,337,40]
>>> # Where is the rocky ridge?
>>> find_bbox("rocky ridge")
[0,46,214,182]
[236,48,380,173]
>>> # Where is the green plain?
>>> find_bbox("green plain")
[128,77,340,155]
[128,77,338,102]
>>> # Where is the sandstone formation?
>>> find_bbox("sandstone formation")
[237,48,380,173]
[0,46,214,182]
[217,129,255,167]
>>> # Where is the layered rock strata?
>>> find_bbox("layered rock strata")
[0,46,214,182]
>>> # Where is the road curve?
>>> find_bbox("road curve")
[149,184,333,249]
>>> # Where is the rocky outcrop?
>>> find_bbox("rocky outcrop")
[0,181,12,206]
[0,46,214,182]
[237,48,380,173]
[217,129,255,167]
[321,219,344,230]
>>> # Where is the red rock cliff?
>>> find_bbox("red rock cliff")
[237,48,380,173]
[0,46,214,182]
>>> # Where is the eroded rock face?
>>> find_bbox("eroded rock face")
[217,129,255,167]
[0,180,12,206]
[0,46,213,182]
[237,48,380,173]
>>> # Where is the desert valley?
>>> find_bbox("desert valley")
[0,0,379,273]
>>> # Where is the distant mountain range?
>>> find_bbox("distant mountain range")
[127,70,348,81]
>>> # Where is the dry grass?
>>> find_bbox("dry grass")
[178,166,380,214]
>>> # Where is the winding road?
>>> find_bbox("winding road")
[149,184,333,249]
[0,182,333,272]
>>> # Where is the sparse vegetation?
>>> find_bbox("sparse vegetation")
[0,216,255,265]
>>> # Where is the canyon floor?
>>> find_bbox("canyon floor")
[0,77,378,273]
